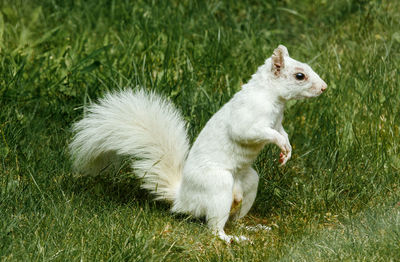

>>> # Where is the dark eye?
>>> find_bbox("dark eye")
[295,73,305,80]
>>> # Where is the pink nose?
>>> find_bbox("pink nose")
[321,83,327,92]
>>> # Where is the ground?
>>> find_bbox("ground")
[0,0,399,261]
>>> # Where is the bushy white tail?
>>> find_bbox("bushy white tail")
[69,89,190,201]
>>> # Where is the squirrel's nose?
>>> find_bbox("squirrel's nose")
[321,82,327,92]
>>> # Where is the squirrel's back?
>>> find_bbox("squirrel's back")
[69,89,189,201]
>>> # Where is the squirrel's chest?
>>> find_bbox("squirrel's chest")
[266,103,285,128]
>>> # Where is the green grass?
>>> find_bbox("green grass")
[1,0,399,261]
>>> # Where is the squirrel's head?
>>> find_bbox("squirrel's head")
[265,45,327,100]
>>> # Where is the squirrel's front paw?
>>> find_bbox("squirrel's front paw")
[279,152,290,165]
[279,145,292,166]
[279,152,285,164]
[274,134,292,166]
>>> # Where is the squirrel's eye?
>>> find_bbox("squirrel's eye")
[295,73,305,80]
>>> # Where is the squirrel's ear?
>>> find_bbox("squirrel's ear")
[271,45,289,76]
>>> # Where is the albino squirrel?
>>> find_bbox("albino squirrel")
[69,45,327,242]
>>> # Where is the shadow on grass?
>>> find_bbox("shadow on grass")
[63,172,212,230]
[62,170,171,211]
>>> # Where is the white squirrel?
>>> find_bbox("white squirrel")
[69,45,327,243]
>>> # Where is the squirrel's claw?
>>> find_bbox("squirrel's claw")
[279,150,291,166]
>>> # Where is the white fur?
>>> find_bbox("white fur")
[69,45,327,242]
[69,89,189,201]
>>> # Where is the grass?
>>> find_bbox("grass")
[1,0,399,261]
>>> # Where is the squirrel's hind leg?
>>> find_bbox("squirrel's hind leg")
[232,167,271,234]
[203,169,248,243]
[233,167,259,220]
